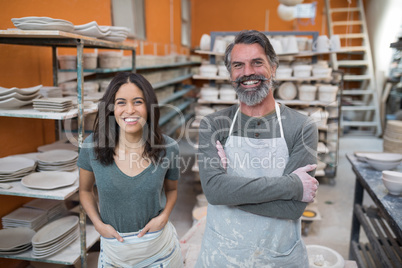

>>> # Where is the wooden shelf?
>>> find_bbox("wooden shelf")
[152,74,193,89]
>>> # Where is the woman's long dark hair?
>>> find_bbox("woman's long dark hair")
[92,72,165,165]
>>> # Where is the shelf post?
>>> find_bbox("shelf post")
[76,40,87,268]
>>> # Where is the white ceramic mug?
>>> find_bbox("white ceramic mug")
[313,35,330,52]
[330,35,341,51]
[285,36,299,53]
[213,38,227,54]
[270,39,283,54]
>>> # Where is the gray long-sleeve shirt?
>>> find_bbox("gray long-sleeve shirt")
[197,103,318,220]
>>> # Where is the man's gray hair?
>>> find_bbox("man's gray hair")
[224,30,279,74]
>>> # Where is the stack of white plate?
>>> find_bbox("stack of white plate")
[21,171,78,190]
[32,98,74,112]
[36,149,78,172]
[37,140,78,152]
[31,216,79,258]
[0,227,36,255]
[11,17,74,32]
[0,85,41,109]
[383,120,402,153]
[2,207,48,231]
[0,156,36,182]
[23,199,68,222]
[73,21,111,38]
[99,26,130,42]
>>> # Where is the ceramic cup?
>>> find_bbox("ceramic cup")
[270,39,283,54]
[313,35,330,52]
[213,38,227,54]
[330,35,341,51]
[285,36,299,53]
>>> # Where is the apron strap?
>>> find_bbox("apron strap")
[229,102,284,138]
[228,107,240,137]
[275,102,284,138]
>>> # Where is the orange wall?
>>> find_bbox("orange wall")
[191,0,327,48]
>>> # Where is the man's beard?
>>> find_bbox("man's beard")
[233,74,274,106]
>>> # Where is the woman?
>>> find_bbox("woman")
[78,72,183,267]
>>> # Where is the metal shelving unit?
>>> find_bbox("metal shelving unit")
[0,30,136,268]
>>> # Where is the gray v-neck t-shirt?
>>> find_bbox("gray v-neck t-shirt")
[197,104,318,220]
[77,134,180,233]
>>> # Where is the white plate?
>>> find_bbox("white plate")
[14,22,74,32]
[0,156,36,174]
[36,149,78,163]
[0,227,36,250]
[0,91,40,101]
[11,17,73,25]
[0,97,34,109]
[74,25,110,38]
[37,142,78,152]
[32,216,79,245]
[2,207,47,223]
[21,171,77,190]
[0,85,42,96]
[23,199,64,212]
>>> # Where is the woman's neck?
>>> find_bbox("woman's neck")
[117,132,145,153]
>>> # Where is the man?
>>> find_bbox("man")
[195,30,319,267]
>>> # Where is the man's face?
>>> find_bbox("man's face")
[230,43,276,106]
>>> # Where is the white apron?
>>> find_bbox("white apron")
[99,221,183,268]
[196,103,308,268]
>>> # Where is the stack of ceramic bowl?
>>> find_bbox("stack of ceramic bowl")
[36,149,79,172]
[219,85,236,101]
[11,17,74,32]
[200,86,219,101]
[32,98,74,112]
[364,153,402,171]
[31,216,80,258]
[2,207,48,231]
[383,120,402,153]
[382,171,402,195]
[298,84,317,101]
[276,66,292,78]
[0,227,36,255]
[23,199,68,222]
[0,156,36,182]
[318,85,338,102]
[58,55,76,69]
[194,105,215,120]
[0,85,41,109]
[199,64,218,77]
[293,65,312,78]
[98,51,123,69]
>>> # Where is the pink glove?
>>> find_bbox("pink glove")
[216,140,227,170]
[292,164,319,203]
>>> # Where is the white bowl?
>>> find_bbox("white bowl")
[365,158,401,171]
[306,245,344,268]
[382,170,402,181]
[277,82,297,100]
[382,176,402,195]
[298,85,317,101]
[365,153,402,162]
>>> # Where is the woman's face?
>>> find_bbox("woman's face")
[114,82,148,136]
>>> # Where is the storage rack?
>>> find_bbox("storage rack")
[192,31,342,183]
[346,154,401,268]
[0,29,136,268]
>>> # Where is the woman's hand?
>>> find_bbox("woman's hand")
[96,223,124,242]
[216,140,227,170]
[137,214,168,238]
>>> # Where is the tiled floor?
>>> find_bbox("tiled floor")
[170,136,384,261]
